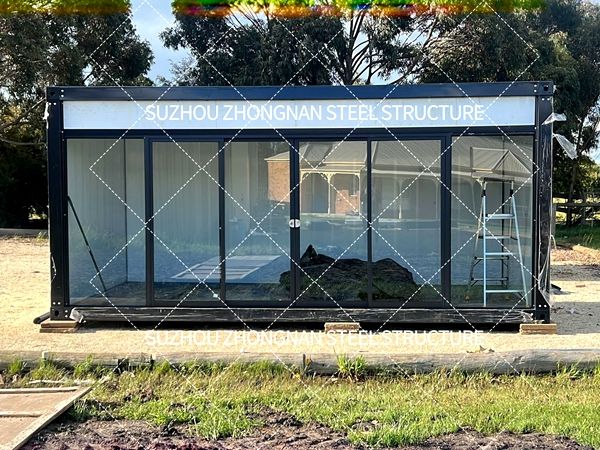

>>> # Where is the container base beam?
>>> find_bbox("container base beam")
[70,307,534,326]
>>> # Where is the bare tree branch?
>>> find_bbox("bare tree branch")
[389,14,439,84]
[351,39,371,73]
[0,135,45,146]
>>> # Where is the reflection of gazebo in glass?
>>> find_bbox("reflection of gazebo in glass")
[450,136,535,308]
[452,139,534,226]
[371,140,440,223]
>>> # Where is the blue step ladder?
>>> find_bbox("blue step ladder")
[468,177,527,307]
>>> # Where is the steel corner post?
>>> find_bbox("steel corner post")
[47,90,69,320]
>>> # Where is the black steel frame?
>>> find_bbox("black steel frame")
[48,81,551,101]
[47,82,554,324]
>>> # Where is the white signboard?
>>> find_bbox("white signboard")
[63,97,536,130]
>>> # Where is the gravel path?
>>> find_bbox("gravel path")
[1,237,599,356]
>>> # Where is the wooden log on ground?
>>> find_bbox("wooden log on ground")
[304,349,600,375]
[0,349,598,376]
[154,352,304,370]
[0,352,41,372]
[41,352,152,370]
[0,228,47,237]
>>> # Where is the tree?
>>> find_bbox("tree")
[420,12,534,82]
[556,3,600,224]
[423,0,600,225]
[0,0,154,227]
[161,2,445,86]
[162,11,341,85]
[325,9,442,85]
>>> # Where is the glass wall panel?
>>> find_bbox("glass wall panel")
[451,135,534,307]
[67,139,145,306]
[224,141,290,301]
[371,140,442,305]
[152,141,220,302]
[298,141,368,303]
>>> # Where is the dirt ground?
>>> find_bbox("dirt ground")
[23,415,593,450]
[3,237,599,450]
[0,237,599,356]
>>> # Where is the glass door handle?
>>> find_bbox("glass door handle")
[288,219,301,229]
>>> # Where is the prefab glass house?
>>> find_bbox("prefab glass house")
[46,82,553,325]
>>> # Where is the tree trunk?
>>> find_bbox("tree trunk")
[566,119,586,226]
[566,160,578,226]
[344,13,355,84]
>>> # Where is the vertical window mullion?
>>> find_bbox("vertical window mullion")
[290,138,300,305]
[367,139,373,307]
[144,137,154,307]
[219,138,226,304]
[441,136,452,306]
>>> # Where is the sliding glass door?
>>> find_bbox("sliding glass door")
[297,141,369,304]
[152,141,221,303]
[66,138,145,307]
[450,135,534,308]
[146,136,446,308]
[149,138,293,306]
[371,140,443,307]
[295,139,444,307]
[224,141,291,302]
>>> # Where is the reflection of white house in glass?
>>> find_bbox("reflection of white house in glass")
[266,141,441,220]
[267,142,365,216]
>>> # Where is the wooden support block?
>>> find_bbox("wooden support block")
[39,319,79,334]
[520,322,557,335]
[324,322,361,333]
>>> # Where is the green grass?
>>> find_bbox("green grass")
[6,360,600,448]
[555,224,600,250]
[73,356,111,379]
[336,355,368,381]
[29,359,67,381]
[5,359,27,378]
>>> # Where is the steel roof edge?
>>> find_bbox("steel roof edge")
[47,81,553,101]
